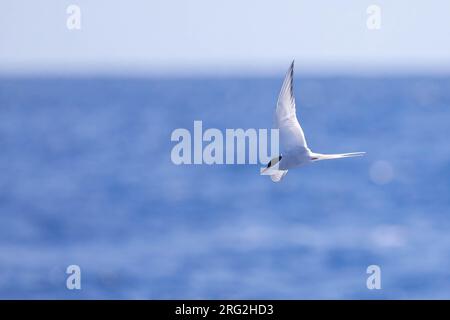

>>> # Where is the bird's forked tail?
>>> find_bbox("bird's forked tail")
[310,151,365,161]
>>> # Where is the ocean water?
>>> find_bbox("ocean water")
[0,76,450,299]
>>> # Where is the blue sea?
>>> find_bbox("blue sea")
[0,76,449,299]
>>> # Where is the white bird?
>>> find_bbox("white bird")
[261,61,365,182]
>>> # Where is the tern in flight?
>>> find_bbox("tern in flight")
[261,61,365,182]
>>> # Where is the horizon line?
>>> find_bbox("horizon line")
[2,61,450,78]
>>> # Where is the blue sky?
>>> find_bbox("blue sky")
[1,0,450,75]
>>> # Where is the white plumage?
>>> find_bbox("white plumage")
[261,61,365,182]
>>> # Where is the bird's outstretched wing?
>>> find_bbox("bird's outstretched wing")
[275,60,308,152]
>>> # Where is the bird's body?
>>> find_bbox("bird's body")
[261,61,365,182]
